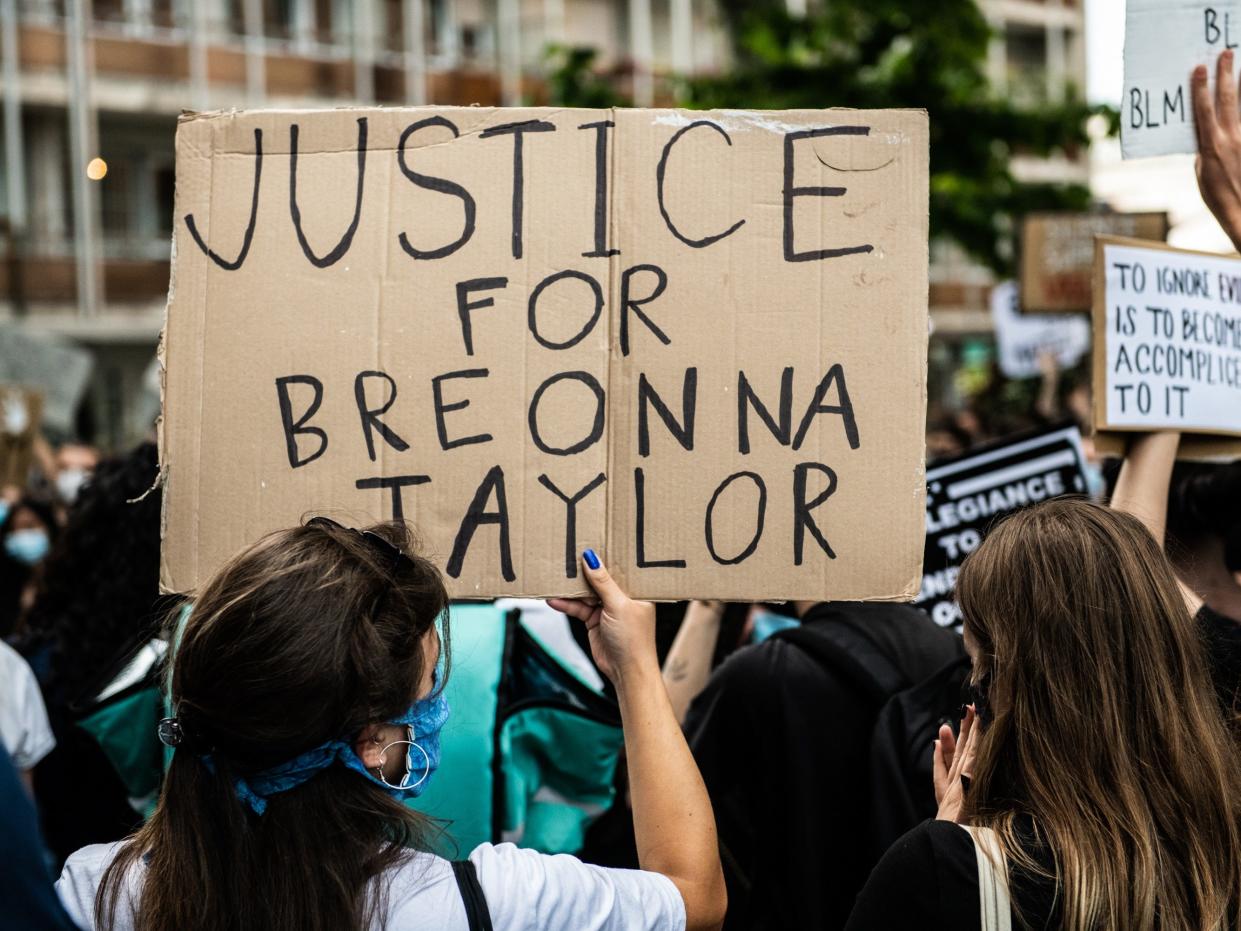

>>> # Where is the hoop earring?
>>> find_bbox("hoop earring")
[375,738,430,791]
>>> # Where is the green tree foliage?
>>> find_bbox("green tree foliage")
[547,0,1116,275]
[544,45,627,109]
[686,0,1114,274]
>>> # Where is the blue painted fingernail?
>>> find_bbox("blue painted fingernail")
[583,549,600,570]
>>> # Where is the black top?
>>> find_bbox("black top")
[1198,604,1241,716]
[849,608,1241,931]
[0,743,81,931]
[683,602,963,931]
[847,818,1060,931]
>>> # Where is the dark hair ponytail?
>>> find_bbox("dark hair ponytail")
[98,520,449,931]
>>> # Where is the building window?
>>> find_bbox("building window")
[1005,23,1048,104]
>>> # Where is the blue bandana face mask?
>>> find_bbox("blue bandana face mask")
[182,688,450,816]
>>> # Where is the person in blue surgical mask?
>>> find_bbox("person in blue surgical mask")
[55,518,725,931]
[0,496,58,638]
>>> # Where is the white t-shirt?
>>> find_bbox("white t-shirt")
[0,639,55,769]
[56,840,686,931]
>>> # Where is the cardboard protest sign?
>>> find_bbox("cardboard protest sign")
[991,281,1090,380]
[1092,236,1241,441]
[1019,212,1168,313]
[918,425,1090,628]
[160,107,929,601]
[0,324,93,435]
[1122,0,1241,158]
[0,387,43,488]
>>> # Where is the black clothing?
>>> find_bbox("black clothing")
[684,602,963,931]
[847,818,1060,930]
[32,705,144,868]
[867,655,973,859]
[1199,604,1241,715]
[848,608,1241,931]
[0,743,81,930]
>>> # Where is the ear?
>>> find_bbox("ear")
[355,724,386,769]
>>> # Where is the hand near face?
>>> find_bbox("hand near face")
[934,704,979,823]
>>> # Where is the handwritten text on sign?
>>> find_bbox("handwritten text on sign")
[1101,242,1241,433]
[919,426,1089,629]
[1122,0,1241,158]
[160,108,930,601]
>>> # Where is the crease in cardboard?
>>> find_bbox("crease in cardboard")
[162,106,929,601]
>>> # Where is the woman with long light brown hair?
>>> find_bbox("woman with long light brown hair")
[847,432,1241,930]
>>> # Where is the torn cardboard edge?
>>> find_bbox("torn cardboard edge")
[159,106,930,602]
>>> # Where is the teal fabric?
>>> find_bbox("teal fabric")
[499,706,623,854]
[408,604,505,854]
[76,687,163,800]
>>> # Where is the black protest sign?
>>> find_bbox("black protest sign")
[918,425,1090,628]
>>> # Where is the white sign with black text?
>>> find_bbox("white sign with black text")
[1122,0,1241,158]
[991,281,1090,380]
[1100,242,1241,434]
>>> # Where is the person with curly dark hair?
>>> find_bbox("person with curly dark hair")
[17,442,168,865]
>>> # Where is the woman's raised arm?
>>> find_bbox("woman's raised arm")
[549,554,727,931]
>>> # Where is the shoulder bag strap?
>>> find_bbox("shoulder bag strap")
[451,859,495,931]
[962,825,1012,931]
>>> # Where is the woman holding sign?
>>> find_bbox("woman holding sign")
[54,519,726,931]
[846,492,1241,930]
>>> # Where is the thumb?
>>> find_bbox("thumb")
[581,549,625,611]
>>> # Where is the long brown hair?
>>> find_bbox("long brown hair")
[97,519,450,931]
[957,499,1241,931]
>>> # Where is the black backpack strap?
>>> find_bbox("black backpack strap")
[772,623,908,703]
[451,859,494,931]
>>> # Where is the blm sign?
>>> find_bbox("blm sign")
[918,426,1091,628]
[160,107,929,600]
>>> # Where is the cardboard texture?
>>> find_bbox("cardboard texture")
[919,425,1089,628]
[1122,0,1241,158]
[1092,235,1241,456]
[1093,429,1241,461]
[161,107,929,600]
[1019,212,1168,313]
[0,388,43,488]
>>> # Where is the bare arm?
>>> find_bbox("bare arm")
[549,558,726,931]
[662,600,724,725]
[1110,432,1202,614]
[1035,350,1059,422]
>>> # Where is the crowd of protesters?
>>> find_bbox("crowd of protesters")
[3,60,1241,931]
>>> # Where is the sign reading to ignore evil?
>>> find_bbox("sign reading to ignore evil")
[160,107,930,601]
[1093,237,1241,439]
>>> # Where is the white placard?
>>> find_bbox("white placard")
[1102,243,1241,432]
[991,281,1090,379]
[1122,0,1241,159]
